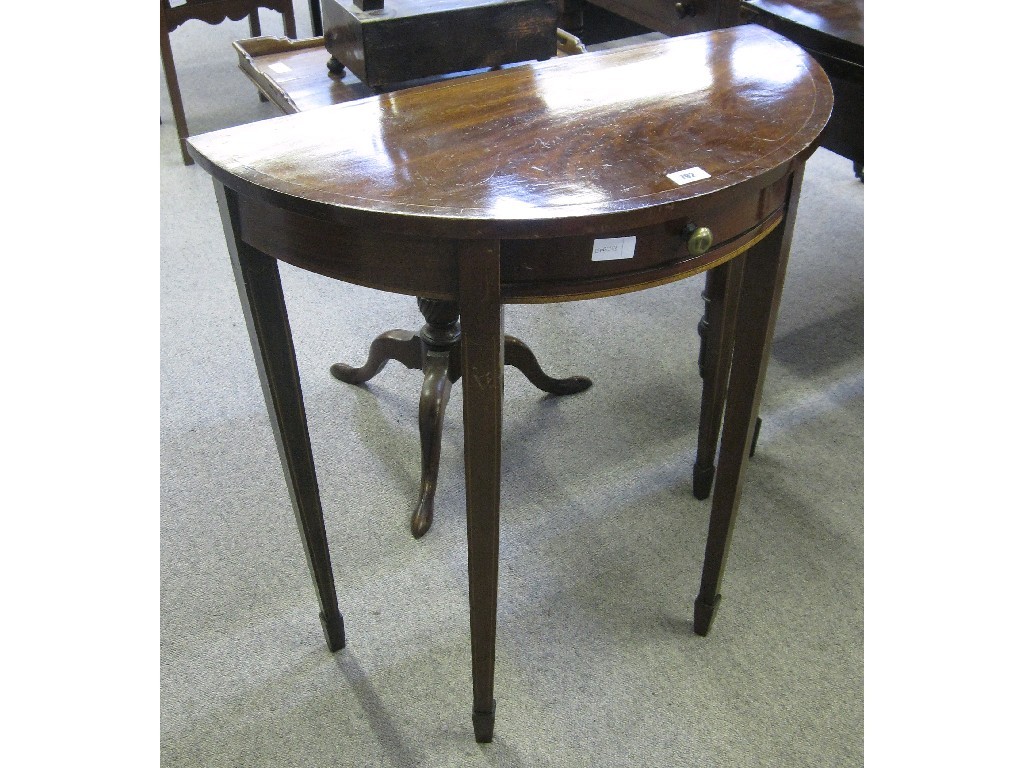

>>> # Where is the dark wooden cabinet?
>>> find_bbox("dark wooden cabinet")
[584,0,739,37]
[321,0,559,87]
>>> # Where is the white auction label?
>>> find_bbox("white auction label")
[268,62,292,74]
[667,167,711,185]
[592,236,637,261]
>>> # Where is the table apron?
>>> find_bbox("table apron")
[232,172,790,302]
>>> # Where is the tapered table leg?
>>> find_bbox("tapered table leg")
[457,240,504,743]
[694,171,805,637]
[215,183,346,652]
[692,257,744,499]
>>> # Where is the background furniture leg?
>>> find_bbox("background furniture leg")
[330,299,460,538]
[247,5,296,97]
[457,241,504,743]
[280,2,298,38]
[248,10,270,101]
[309,0,324,35]
[215,183,346,652]
[160,6,192,165]
[331,299,586,539]
[330,329,421,384]
[694,170,805,637]
[413,353,454,538]
[559,0,584,31]
[504,335,592,395]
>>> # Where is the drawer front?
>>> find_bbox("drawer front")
[501,173,787,302]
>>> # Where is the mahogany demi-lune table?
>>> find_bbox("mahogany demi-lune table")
[187,24,833,743]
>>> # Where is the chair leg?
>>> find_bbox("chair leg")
[247,11,272,102]
[248,9,262,37]
[282,2,298,38]
[309,0,324,36]
[159,19,193,165]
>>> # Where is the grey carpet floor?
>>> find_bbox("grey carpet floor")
[161,7,863,766]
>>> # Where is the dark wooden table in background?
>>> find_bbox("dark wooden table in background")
[576,0,863,173]
[188,25,832,743]
[740,0,862,175]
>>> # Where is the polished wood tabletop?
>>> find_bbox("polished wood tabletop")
[190,25,831,240]
[188,25,832,743]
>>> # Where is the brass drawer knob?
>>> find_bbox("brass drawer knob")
[686,226,714,256]
[675,2,697,18]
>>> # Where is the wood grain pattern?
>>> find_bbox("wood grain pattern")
[188,26,832,239]
[228,172,785,302]
[234,196,459,298]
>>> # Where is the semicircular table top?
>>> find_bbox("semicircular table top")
[188,24,832,239]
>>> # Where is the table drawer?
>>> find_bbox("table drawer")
[501,173,787,301]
